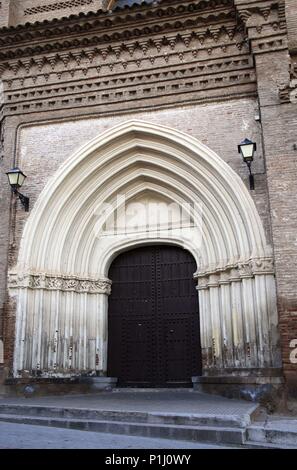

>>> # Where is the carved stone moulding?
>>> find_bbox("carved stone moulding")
[8,271,112,295]
[195,256,275,289]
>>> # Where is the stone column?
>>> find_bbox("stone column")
[196,277,212,370]
[98,292,110,373]
[230,270,244,368]
[239,263,257,368]
[208,273,222,369]
[9,273,112,377]
[219,272,233,368]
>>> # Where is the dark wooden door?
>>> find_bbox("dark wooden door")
[107,245,202,387]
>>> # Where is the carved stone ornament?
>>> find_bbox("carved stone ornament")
[8,272,112,295]
[250,257,275,275]
[195,257,274,288]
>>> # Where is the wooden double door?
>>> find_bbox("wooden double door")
[107,245,202,387]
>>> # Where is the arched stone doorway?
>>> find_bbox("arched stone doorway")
[8,120,281,384]
[107,245,202,387]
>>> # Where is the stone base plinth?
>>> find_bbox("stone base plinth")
[80,376,118,391]
[0,376,118,397]
[192,372,285,412]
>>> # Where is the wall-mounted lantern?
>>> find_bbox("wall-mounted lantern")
[238,138,257,191]
[6,167,29,212]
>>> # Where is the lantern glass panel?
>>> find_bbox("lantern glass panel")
[6,168,27,189]
[17,172,26,187]
[240,143,254,161]
[7,172,20,186]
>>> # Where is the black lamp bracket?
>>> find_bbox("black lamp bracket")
[12,188,29,212]
[246,162,255,191]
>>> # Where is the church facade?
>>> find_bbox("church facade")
[0,0,296,404]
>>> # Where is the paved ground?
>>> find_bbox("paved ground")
[0,389,256,417]
[0,422,233,449]
[0,391,296,448]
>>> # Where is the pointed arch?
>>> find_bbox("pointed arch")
[17,119,270,276]
[10,120,279,377]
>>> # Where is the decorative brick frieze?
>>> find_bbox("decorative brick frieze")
[235,1,295,108]
[0,56,256,118]
[0,28,249,77]
[234,0,287,54]
[0,0,235,50]
[0,0,257,119]
[0,13,239,63]
[0,1,260,118]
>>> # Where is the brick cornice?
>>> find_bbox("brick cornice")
[0,0,259,120]
[233,1,295,105]
[234,0,287,53]
[0,1,287,63]
[0,1,231,34]
[0,1,239,64]
[1,0,290,117]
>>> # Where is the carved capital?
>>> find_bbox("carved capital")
[250,257,275,275]
[194,256,275,288]
[8,272,112,295]
[238,262,254,279]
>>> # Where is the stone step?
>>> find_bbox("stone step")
[245,441,297,449]
[0,414,246,445]
[0,403,253,428]
[247,421,297,447]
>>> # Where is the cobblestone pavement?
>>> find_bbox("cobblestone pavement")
[0,422,233,449]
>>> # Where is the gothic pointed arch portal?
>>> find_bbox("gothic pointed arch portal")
[9,120,280,378]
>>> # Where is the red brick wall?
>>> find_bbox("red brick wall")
[255,49,297,398]
[0,0,10,27]
[0,117,16,367]
[286,0,297,53]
